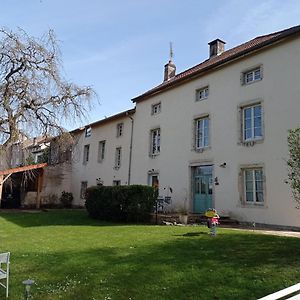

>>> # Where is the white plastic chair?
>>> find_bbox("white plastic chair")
[0,252,10,298]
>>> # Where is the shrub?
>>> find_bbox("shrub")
[85,185,156,223]
[59,191,73,208]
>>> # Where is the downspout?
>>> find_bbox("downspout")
[127,114,134,185]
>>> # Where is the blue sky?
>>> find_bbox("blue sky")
[1,0,300,129]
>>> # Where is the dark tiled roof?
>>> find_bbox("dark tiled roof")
[132,25,300,102]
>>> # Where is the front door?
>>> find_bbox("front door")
[193,165,213,213]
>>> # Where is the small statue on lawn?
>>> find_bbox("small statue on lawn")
[205,208,220,236]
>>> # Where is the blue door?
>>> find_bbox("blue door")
[193,166,213,213]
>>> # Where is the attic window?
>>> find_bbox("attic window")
[242,67,262,85]
[85,127,91,137]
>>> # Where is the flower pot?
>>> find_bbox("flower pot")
[179,214,188,225]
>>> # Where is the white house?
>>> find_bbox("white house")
[70,25,300,228]
[70,109,135,203]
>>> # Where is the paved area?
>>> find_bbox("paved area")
[222,227,300,238]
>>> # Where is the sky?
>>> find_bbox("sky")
[1,0,300,130]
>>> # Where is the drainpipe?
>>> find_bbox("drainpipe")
[127,114,134,185]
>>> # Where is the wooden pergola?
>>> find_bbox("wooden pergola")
[0,163,47,209]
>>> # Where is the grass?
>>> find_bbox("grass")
[0,210,300,300]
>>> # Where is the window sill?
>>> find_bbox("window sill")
[193,146,211,153]
[239,202,267,209]
[149,153,160,158]
[240,138,263,147]
[242,78,262,86]
[113,166,120,170]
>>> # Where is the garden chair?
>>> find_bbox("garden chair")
[0,252,10,298]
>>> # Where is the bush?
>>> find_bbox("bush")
[85,185,156,223]
[59,191,73,208]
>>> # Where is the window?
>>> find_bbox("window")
[117,123,124,137]
[195,117,209,149]
[150,128,160,156]
[243,168,264,204]
[196,87,209,101]
[80,181,88,199]
[85,127,91,137]
[242,104,262,141]
[83,144,90,164]
[151,103,161,115]
[115,147,122,169]
[113,180,121,186]
[98,140,106,162]
[243,67,262,85]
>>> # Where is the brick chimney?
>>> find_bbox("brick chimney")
[208,39,226,58]
[164,60,176,81]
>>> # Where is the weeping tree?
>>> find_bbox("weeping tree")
[287,128,300,208]
[0,28,94,169]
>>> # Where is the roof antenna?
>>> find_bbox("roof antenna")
[169,42,174,62]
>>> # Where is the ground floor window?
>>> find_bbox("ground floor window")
[113,180,121,186]
[80,181,88,199]
[243,168,264,204]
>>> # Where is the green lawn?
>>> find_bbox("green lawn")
[0,210,300,300]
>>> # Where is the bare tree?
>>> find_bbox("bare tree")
[0,28,94,148]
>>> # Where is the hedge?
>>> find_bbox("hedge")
[85,185,157,223]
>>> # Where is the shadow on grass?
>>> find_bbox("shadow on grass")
[8,232,300,300]
[0,210,121,228]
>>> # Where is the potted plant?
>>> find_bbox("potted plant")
[177,206,189,224]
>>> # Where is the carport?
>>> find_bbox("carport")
[0,163,47,209]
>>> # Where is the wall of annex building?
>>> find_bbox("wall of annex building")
[71,115,133,205]
[130,36,300,227]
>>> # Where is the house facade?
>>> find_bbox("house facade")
[23,24,299,228]
[70,109,135,203]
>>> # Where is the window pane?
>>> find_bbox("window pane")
[245,129,252,140]
[246,180,253,191]
[254,106,261,117]
[256,192,264,202]
[254,69,261,80]
[255,181,263,191]
[245,170,252,181]
[245,119,252,130]
[246,192,254,202]
[246,72,253,83]
[244,108,251,119]
[255,170,263,181]
[254,126,262,137]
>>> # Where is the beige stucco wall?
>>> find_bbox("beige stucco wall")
[131,36,300,227]
[71,115,133,205]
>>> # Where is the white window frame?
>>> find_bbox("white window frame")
[116,123,124,137]
[242,67,262,85]
[195,116,209,149]
[85,127,91,137]
[98,140,106,162]
[151,103,161,115]
[115,147,122,169]
[242,104,262,142]
[243,168,264,204]
[83,144,90,164]
[196,86,209,101]
[150,128,160,156]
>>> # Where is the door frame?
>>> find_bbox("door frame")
[190,163,215,213]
